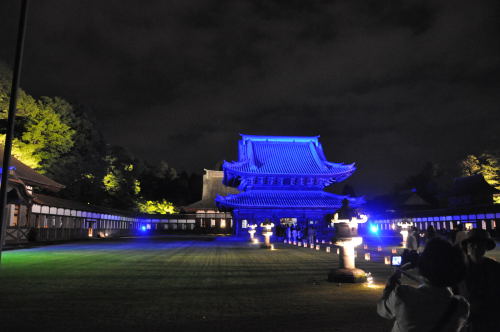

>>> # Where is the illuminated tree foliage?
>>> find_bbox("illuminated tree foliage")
[0,65,74,171]
[461,155,482,176]
[101,147,143,209]
[137,199,178,214]
[460,153,500,203]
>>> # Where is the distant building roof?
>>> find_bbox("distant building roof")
[367,190,432,214]
[451,174,499,195]
[33,194,92,211]
[5,173,32,204]
[33,193,137,217]
[223,134,355,178]
[0,148,65,191]
[216,190,362,210]
[447,174,498,207]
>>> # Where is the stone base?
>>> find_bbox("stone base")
[327,268,367,283]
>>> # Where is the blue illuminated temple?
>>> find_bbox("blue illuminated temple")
[216,135,362,234]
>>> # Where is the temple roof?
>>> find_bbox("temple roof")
[33,193,137,216]
[0,148,65,192]
[216,190,362,210]
[223,135,355,178]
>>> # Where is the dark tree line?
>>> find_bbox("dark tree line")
[1,61,201,212]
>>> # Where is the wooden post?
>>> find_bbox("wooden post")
[0,0,29,264]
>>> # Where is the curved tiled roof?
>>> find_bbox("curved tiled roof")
[0,148,64,191]
[223,135,355,177]
[216,190,361,209]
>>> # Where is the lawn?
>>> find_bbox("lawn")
[0,235,396,332]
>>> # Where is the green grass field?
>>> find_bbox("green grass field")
[0,236,398,332]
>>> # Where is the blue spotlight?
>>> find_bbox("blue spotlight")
[370,224,379,234]
[140,225,147,232]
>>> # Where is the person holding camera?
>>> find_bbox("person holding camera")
[377,238,469,332]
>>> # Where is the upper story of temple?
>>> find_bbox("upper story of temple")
[222,135,355,191]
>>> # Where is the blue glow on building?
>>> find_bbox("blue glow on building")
[216,135,363,234]
[0,166,16,174]
[140,225,147,232]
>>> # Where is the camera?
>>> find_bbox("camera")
[391,255,402,266]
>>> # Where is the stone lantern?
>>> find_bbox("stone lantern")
[328,199,368,283]
[247,224,258,242]
[260,220,275,249]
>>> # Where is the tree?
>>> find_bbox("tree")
[0,63,75,171]
[101,146,143,210]
[460,153,499,187]
[1,60,202,211]
[460,153,500,203]
[137,199,178,214]
[396,162,446,207]
[137,161,177,202]
[38,99,110,204]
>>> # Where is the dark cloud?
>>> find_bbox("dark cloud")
[0,0,499,196]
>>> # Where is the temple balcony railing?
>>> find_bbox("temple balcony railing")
[224,168,352,187]
[233,176,338,190]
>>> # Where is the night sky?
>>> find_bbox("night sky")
[0,0,499,196]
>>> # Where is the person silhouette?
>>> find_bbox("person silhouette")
[457,229,500,332]
[378,237,469,332]
[402,227,419,267]
[454,223,468,247]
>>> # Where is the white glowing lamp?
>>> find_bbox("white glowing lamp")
[397,220,413,248]
[331,213,369,231]
[248,224,258,241]
[260,221,275,248]
[366,272,373,285]
[326,246,331,253]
